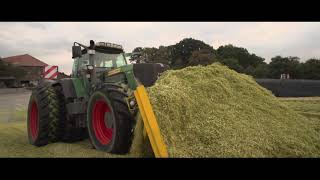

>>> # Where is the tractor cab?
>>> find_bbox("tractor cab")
[71,41,128,78]
[71,40,169,88]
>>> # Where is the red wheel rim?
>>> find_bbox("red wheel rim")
[29,101,39,140]
[92,99,113,145]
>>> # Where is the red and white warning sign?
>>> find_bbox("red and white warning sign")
[43,65,58,79]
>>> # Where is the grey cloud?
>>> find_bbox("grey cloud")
[24,23,47,30]
[0,40,71,58]
[1,22,320,74]
[0,43,21,58]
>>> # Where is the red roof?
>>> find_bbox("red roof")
[2,54,48,67]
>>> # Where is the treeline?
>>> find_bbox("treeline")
[132,38,320,80]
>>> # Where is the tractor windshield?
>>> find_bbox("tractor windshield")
[72,51,128,77]
[94,51,127,68]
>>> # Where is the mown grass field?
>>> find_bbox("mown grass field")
[280,97,320,120]
[0,97,319,158]
[279,97,320,138]
[0,108,127,158]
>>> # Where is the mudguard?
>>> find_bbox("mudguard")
[38,79,57,87]
[58,78,78,99]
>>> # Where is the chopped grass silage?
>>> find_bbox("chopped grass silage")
[131,63,320,157]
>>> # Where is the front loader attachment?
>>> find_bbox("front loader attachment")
[134,85,168,158]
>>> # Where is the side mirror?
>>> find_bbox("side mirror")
[72,46,82,58]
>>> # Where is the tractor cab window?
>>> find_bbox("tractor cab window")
[72,51,127,77]
[71,59,78,77]
[94,52,127,68]
[72,54,90,77]
[77,54,90,69]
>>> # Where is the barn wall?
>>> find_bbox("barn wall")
[18,66,44,82]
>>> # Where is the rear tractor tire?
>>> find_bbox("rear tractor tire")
[27,85,63,146]
[87,85,136,154]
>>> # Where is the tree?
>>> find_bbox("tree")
[170,38,215,68]
[133,38,216,69]
[132,47,143,53]
[268,56,301,79]
[219,58,244,73]
[187,49,218,66]
[301,58,320,79]
[217,44,265,69]
[244,65,255,76]
[130,38,320,80]
[140,47,171,65]
[131,38,277,79]
[252,63,269,78]
[154,46,172,65]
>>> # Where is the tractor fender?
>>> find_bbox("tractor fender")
[38,79,76,99]
[38,79,58,88]
[58,78,78,99]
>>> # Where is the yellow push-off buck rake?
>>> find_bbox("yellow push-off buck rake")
[27,40,168,157]
[134,85,168,157]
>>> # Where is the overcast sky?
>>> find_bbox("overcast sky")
[0,22,320,74]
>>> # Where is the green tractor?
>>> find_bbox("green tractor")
[27,40,168,154]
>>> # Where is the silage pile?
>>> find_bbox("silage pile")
[130,63,320,157]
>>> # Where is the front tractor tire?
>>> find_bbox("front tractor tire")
[27,85,63,146]
[87,85,135,154]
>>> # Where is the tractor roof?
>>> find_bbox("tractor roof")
[81,45,124,55]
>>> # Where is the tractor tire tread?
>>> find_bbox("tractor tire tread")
[28,85,63,146]
[87,84,135,154]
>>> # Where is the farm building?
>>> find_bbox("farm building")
[2,54,69,87]
[2,54,47,86]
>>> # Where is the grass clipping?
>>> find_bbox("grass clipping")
[130,63,320,157]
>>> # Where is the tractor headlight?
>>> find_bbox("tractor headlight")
[129,100,135,107]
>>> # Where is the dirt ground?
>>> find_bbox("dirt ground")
[0,88,31,122]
